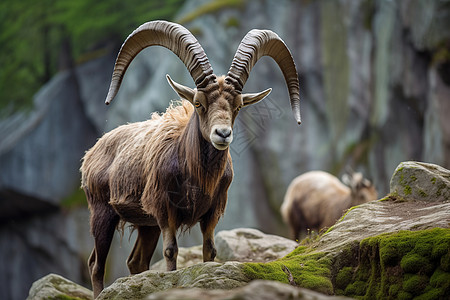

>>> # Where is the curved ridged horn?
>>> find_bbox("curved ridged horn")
[105,20,215,105]
[226,30,301,124]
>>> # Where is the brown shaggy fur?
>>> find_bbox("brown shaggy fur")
[81,99,233,230]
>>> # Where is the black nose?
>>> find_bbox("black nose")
[215,127,232,138]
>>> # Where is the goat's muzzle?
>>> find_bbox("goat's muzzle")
[210,125,233,150]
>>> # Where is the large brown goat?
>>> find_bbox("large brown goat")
[281,171,377,240]
[81,21,300,298]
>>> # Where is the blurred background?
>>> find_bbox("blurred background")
[0,0,449,299]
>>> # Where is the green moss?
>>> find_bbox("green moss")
[323,225,335,235]
[298,229,321,246]
[242,252,333,294]
[397,290,413,300]
[418,189,428,198]
[403,185,412,195]
[402,274,429,295]
[344,280,367,296]
[414,288,443,300]
[284,246,309,258]
[377,196,391,202]
[430,268,450,290]
[337,204,361,223]
[400,253,433,274]
[431,177,437,184]
[341,228,450,299]
[441,252,450,271]
[389,283,401,297]
[336,267,353,290]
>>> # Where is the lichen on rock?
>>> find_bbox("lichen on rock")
[390,161,450,202]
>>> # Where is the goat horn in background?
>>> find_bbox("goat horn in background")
[226,30,301,124]
[105,20,215,105]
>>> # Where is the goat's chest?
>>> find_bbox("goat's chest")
[168,181,213,225]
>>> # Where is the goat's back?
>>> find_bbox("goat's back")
[281,171,350,233]
[80,100,194,204]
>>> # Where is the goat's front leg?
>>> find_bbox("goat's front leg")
[161,225,178,271]
[200,215,219,262]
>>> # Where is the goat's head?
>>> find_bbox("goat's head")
[105,21,301,150]
[342,172,378,204]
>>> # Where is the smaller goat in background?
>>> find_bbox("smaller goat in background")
[281,171,378,240]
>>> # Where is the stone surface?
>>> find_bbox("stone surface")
[151,228,298,271]
[215,228,298,262]
[390,161,450,202]
[146,280,352,300]
[27,273,93,300]
[98,262,249,300]
[151,245,204,271]
[317,199,450,254]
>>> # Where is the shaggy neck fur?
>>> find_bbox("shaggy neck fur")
[179,111,230,198]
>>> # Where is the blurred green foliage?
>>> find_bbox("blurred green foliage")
[0,0,184,115]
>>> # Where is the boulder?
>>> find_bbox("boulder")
[390,161,450,202]
[214,228,298,262]
[98,262,249,300]
[150,245,204,271]
[318,197,450,254]
[151,228,297,270]
[27,273,92,300]
[146,280,352,300]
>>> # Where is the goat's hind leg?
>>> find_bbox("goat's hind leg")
[127,226,161,274]
[88,202,119,298]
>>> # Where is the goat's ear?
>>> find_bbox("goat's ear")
[342,174,352,187]
[166,74,195,103]
[242,88,272,107]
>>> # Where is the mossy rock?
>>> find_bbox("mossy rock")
[336,228,450,299]
[242,247,334,295]
[241,228,449,298]
[27,274,93,300]
[390,161,450,202]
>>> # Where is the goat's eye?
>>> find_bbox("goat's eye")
[194,101,202,108]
